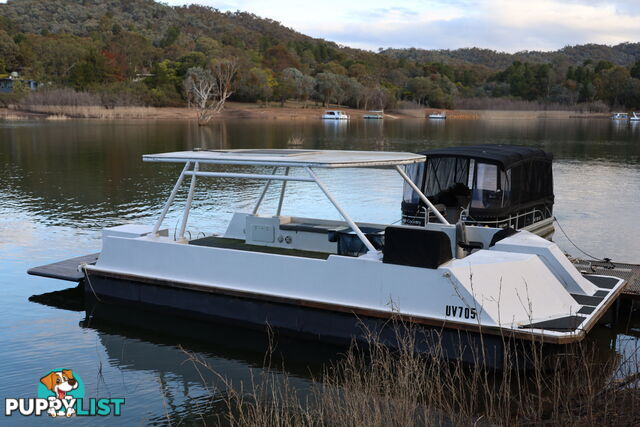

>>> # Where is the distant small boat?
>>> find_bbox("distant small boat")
[322,110,349,120]
[363,110,384,120]
[611,112,629,120]
[428,112,446,119]
[630,112,640,121]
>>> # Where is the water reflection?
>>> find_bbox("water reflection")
[28,287,339,425]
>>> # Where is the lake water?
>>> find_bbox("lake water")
[1,116,639,424]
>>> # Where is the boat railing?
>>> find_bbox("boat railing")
[460,207,552,229]
[402,206,551,229]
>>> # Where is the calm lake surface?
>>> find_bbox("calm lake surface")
[1,116,639,424]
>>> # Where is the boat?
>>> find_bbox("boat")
[322,110,349,120]
[630,112,640,121]
[363,110,384,119]
[401,145,555,239]
[611,112,629,120]
[30,149,626,366]
[428,112,447,119]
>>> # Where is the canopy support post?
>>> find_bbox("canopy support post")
[276,167,289,216]
[252,167,278,215]
[395,165,450,225]
[179,162,199,241]
[305,167,377,254]
[153,162,190,235]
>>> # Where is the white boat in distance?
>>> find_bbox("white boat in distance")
[428,112,447,119]
[630,112,640,121]
[611,112,629,120]
[33,149,626,366]
[363,110,384,119]
[322,110,349,120]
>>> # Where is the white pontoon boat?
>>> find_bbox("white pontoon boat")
[611,112,629,120]
[363,110,384,119]
[428,112,447,119]
[33,149,626,365]
[631,112,640,121]
[322,110,349,120]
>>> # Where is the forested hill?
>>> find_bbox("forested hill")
[0,0,639,110]
[382,44,640,70]
[0,0,324,50]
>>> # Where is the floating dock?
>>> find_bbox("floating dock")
[572,258,640,297]
[27,253,99,282]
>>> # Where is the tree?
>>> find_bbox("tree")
[596,66,639,108]
[406,77,433,105]
[0,30,19,70]
[234,67,274,103]
[363,86,387,111]
[300,74,315,107]
[315,72,342,106]
[184,59,239,125]
[275,67,301,105]
[631,61,640,80]
[263,44,301,72]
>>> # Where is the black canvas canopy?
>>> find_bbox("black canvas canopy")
[402,144,554,223]
[421,145,552,169]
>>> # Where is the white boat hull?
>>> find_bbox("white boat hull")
[85,222,625,347]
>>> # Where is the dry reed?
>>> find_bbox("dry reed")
[287,136,304,147]
[20,104,158,119]
[183,318,640,426]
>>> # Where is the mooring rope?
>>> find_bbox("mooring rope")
[554,216,609,263]
[79,262,102,302]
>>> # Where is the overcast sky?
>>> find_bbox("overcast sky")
[164,0,640,52]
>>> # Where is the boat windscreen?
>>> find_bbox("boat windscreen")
[403,157,471,204]
[403,155,553,216]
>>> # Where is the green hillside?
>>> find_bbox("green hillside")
[382,43,640,70]
[0,0,639,110]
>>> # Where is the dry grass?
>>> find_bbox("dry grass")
[45,113,69,120]
[20,104,160,119]
[1,113,26,121]
[183,320,640,426]
[287,136,304,147]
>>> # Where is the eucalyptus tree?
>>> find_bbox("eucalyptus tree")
[184,58,238,125]
[315,72,342,106]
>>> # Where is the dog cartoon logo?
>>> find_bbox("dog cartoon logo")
[37,369,84,417]
[4,368,124,417]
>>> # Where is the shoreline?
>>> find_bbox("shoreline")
[0,103,614,121]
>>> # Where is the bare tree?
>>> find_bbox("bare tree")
[185,58,238,125]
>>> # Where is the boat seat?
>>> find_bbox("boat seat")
[455,221,483,257]
[383,226,452,269]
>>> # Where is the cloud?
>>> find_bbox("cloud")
[165,0,640,52]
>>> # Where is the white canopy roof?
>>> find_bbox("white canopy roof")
[143,149,425,168]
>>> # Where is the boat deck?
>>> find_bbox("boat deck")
[573,258,640,297]
[189,236,331,260]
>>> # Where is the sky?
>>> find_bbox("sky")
[164,0,640,52]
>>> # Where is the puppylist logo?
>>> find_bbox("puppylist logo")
[4,369,124,417]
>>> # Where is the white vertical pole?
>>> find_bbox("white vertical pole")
[305,167,377,253]
[252,167,278,215]
[396,165,449,225]
[179,162,199,240]
[153,162,190,235]
[276,167,289,216]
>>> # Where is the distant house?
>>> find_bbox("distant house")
[0,76,39,93]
